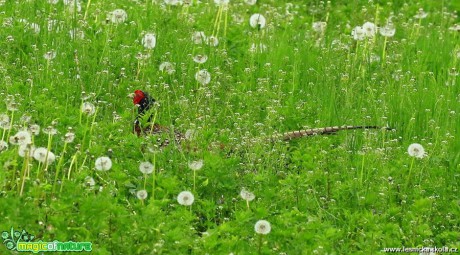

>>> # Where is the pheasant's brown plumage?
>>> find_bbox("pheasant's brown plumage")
[132,90,391,147]
[278,125,389,141]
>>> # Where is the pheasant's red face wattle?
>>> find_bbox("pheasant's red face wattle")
[133,90,145,105]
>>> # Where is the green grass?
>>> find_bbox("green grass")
[0,0,459,254]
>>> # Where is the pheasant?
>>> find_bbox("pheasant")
[132,90,184,146]
[132,90,390,145]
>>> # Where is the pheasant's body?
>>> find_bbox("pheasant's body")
[132,90,389,147]
[278,125,385,141]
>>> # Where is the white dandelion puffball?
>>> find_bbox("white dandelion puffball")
[33,147,56,164]
[64,132,76,143]
[43,126,57,136]
[188,160,204,171]
[254,220,271,235]
[18,145,35,158]
[312,21,327,33]
[136,190,148,200]
[108,9,128,24]
[95,156,112,171]
[362,21,377,38]
[249,13,266,29]
[43,50,56,60]
[84,176,96,188]
[193,54,208,64]
[351,26,365,41]
[244,0,257,5]
[29,23,41,34]
[159,62,175,74]
[0,114,10,129]
[192,31,206,44]
[29,124,40,135]
[407,143,426,159]
[214,0,229,7]
[81,102,96,115]
[177,191,195,206]
[9,130,32,146]
[139,162,154,174]
[414,8,428,19]
[240,189,255,201]
[379,24,396,37]
[142,33,156,49]
[207,36,219,47]
[195,70,211,85]
[64,0,81,13]
[0,141,8,152]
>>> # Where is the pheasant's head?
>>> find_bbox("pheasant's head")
[133,90,145,105]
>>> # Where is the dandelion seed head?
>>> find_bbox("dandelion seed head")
[81,102,96,115]
[43,126,58,136]
[33,147,56,164]
[95,156,112,171]
[312,21,327,33]
[44,50,56,60]
[139,161,154,174]
[69,29,85,39]
[195,70,211,85]
[362,22,377,38]
[159,62,175,74]
[207,36,219,47]
[0,114,10,129]
[244,0,257,5]
[379,23,396,37]
[249,14,266,29]
[108,9,127,24]
[188,160,204,171]
[0,141,8,152]
[18,145,35,158]
[177,191,194,206]
[193,54,208,64]
[9,130,32,146]
[64,132,75,143]
[64,0,81,13]
[414,8,428,19]
[192,31,206,44]
[240,188,255,201]
[408,143,426,158]
[84,176,95,188]
[214,0,229,7]
[352,26,365,40]
[254,220,271,235]
[136,189,148,200]
[142,33,157,49]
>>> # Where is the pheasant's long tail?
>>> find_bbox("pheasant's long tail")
[279,125,390,141]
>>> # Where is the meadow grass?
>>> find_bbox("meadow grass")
[0,0,459,254]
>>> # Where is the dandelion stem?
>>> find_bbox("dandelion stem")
[53,142,68,194]
[83,0,92,20]
[67,152,78,180]
[257,234,263,255]
[152,153,156,201]
[88,107,99,149]
[43,133,53,174]
[360,154,365,187]
[6,110,14,142]
[19,151,29,197]
[193,169,196,192]
[381,36,388,66]
[224,8,228,39]
[406,157,415,188]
